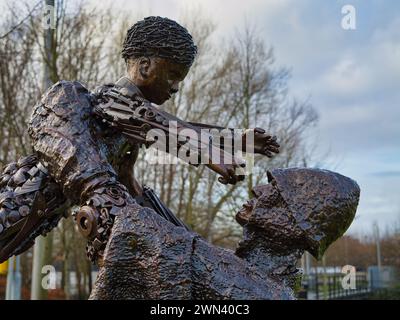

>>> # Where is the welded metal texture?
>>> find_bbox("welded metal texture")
[121,16,198,67]
[92,77,248,185]
[0,154,66,263]
[0,77,217,262]
[25,81,138,261]
[74,182,137,262]
[26,80,185,262]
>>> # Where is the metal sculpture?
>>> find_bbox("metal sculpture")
[0,16,360,300]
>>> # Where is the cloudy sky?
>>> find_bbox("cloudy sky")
[104,0,399,235]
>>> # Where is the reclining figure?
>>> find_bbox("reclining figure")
[89,168,360,300]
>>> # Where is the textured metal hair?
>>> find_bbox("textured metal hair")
[121,16,197,67]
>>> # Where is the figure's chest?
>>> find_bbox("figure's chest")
[91,118,139,169]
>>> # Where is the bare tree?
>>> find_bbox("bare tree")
[0,6,39,166]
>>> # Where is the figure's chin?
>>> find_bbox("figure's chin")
[149,92,171,105]
[153,98,169,105]
[150,98,163,105]
[235,211,249,225]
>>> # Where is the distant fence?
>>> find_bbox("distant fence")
[300,272,371,300]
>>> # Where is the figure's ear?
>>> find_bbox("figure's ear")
[139,57,151,79]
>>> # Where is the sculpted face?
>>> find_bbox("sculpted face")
[236,184,300,245]
[236,185,272,226]
[129,57,190,105]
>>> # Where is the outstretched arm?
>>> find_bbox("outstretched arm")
[188,121,280,158]
[92,87,246,185]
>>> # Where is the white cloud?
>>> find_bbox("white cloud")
[321,58,372,96]
[319,102,376,128]
[313,16,400,100]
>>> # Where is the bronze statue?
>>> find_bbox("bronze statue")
[0,16,279,263]
[0,17,360,300]
[89,168,360,299]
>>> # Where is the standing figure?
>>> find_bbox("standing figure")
[0,17,280,264]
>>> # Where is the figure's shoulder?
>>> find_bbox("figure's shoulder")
[40,80,91,109]
[46,79,89,95]
[29,80,95,126]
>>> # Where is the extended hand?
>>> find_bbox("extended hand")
[242,127,280,158]
[207,162,246,185]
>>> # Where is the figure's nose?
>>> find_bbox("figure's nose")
[169,81,179,94]
[252,185,264,198]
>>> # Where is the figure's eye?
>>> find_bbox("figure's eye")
[169,70,183,81]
